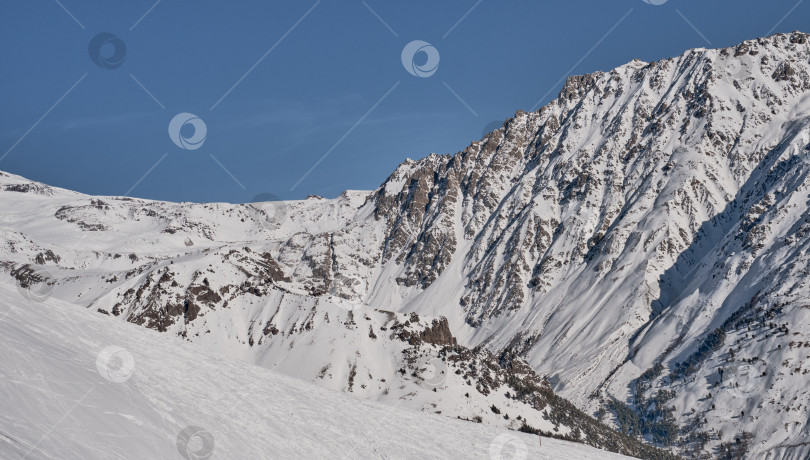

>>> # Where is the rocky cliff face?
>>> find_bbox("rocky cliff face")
[4,31,810,458]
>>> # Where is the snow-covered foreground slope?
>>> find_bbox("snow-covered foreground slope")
[0,283,630,460]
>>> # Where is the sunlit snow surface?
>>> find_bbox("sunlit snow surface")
[0,283,630,460]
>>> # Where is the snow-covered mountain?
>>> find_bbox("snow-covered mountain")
[0,282,634,459]
[0,171,665,459]
[5,30,810,458]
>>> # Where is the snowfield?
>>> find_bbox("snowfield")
[0,283,630,459]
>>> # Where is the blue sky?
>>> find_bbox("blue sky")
[0,0,808,203]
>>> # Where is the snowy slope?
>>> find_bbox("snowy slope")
[0,282,631,460]
[5,31,810,459]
